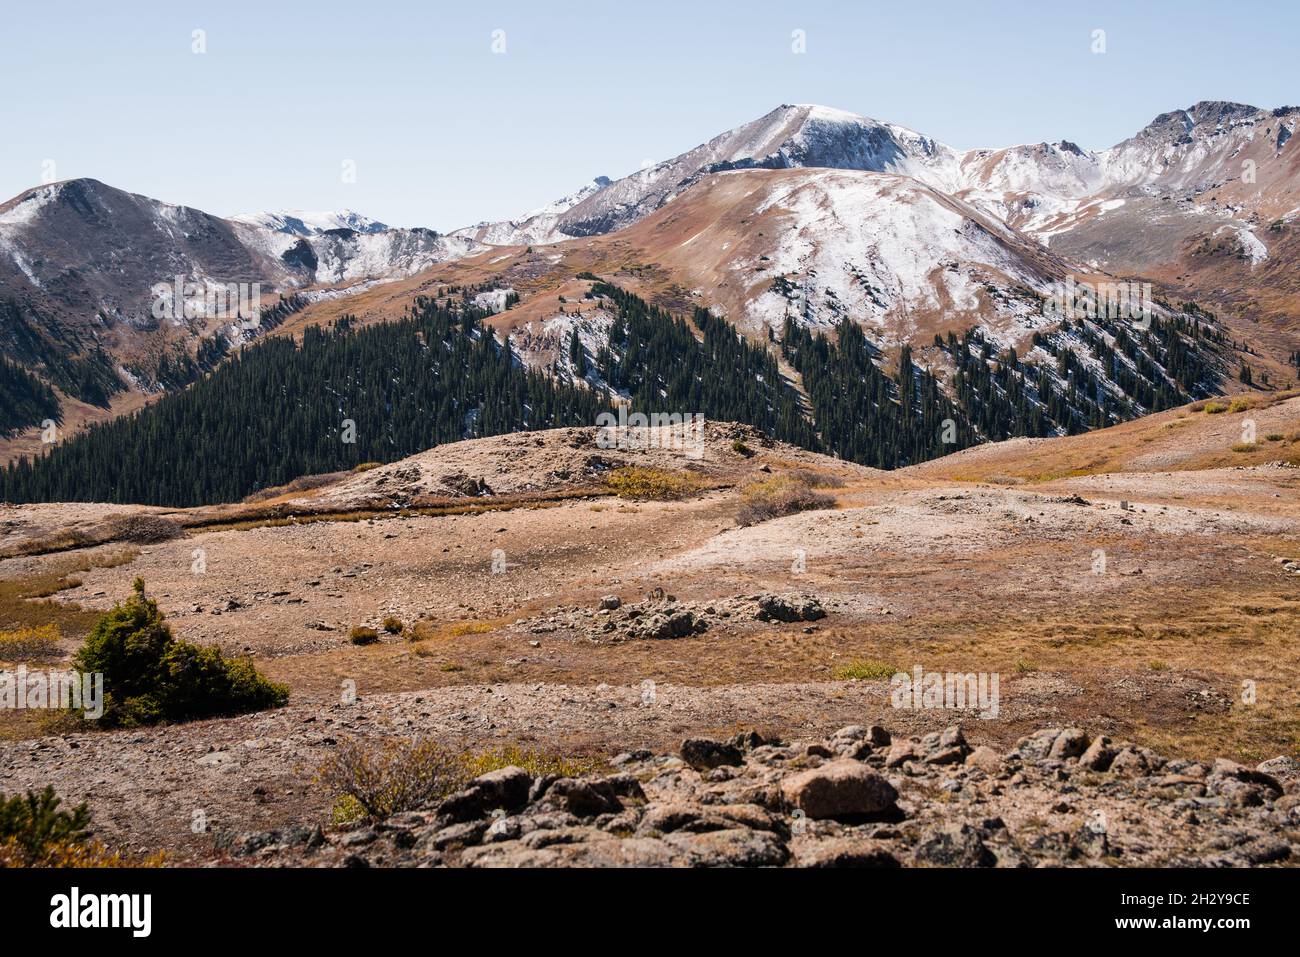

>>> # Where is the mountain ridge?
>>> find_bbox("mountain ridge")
[2,98,1297,461]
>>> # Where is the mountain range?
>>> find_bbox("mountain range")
[2,99,1298,460]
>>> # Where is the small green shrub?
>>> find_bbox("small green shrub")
[0,786,163,867]
[1204,401,1229,414]
[381,616,404,635]
[731,439,754,457]
[329,794,367,826]
[0,787,90,866]
[72,579,288,727]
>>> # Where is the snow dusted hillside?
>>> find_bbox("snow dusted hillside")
[475,100,1299,280]
[736,169,1054,346]
[951,102,1300,272]
[452,177,612,246]
[228,209,390,236]
[0,179,284,321]
[230,218,483,286]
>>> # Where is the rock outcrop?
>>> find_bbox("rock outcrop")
[219,724,1300,868]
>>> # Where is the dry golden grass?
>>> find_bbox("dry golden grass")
[831,659,899,681]
[0,838,165,868]
[348,626,380,646]
[0,624,62,663]
[911,394,1300,483]
[407,617,510,643]
[736,473,837,525]
[0,548,138,635]
[605,466,704,500]
[461,745,602,780]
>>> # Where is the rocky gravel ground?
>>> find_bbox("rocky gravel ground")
[220,723,1300,868]
[3,416,1298,867]
[516,592,827,642]
[0,672,1241,863]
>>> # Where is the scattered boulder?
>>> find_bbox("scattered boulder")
[780,760,899,820]
[537,778,623,817]
[440,473,492,497]
[792,837,901,868]
[1211,759,1282,795]
[753,595,826,623]
[1257,756,1300,781]
[966,745,1003,775]
[681,738,744,770]
[1049,728,1090,761]
[1078,735,1116,771]
[438,766,533,823]
[643,610,707,640]
[885,740,918,769]
[661,827,790,868]
[913,823,997,868]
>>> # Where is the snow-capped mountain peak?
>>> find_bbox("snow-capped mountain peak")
[462,103,975,245]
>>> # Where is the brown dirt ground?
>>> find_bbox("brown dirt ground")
[1,409,1298,859]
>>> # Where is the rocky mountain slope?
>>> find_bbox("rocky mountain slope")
[0,179,485,446]
[0,180,481,324]
[466,100,1299,366]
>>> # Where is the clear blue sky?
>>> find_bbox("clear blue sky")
[2,0,1295,231]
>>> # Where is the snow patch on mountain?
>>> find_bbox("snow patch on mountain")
[453,177,613,246]
[473,288,516,314]
[732,169,1050,348]
[229,209,390,236]
[1218,226,1269,264]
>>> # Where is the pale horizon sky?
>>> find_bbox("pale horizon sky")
[2,0,1296,231]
